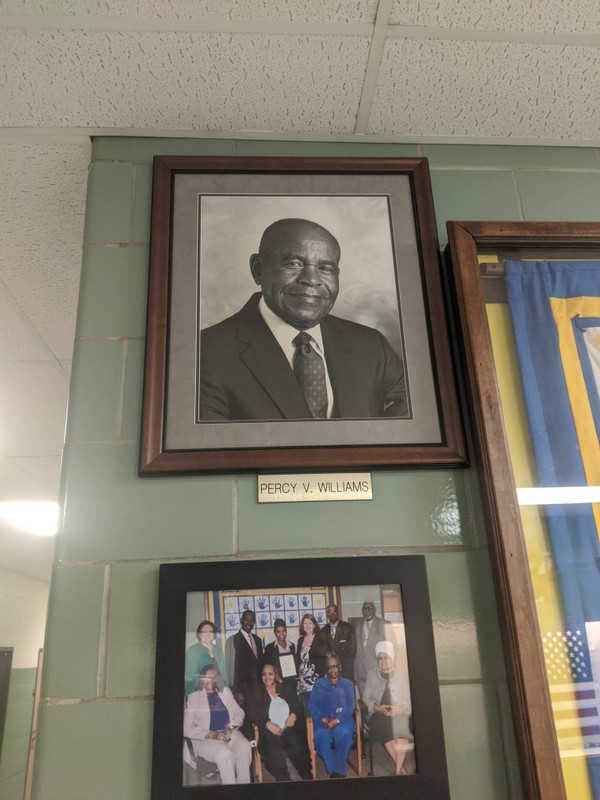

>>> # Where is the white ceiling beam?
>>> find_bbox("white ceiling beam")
[0,14,372,36]
[3,12,600,47]
[2,127,600,149]
[384,24,600,48]
[354,0,392,135]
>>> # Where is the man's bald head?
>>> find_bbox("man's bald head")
[249,218,341,329]
[258,218,340,262]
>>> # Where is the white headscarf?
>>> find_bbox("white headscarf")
[375,640,394,659]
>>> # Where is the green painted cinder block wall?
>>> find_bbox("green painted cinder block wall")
[31,138,600,799]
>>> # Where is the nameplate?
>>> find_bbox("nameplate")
[257,473,372,504]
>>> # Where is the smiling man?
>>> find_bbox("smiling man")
[224,610,264,720]
[199,218,408,420]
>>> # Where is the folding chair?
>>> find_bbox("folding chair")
[183,737,221,786]
[306,705,362,778]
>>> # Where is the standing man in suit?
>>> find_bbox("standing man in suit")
[199,218,408,420]
[354,600,397,695]
[321,604,356,682]
[225,609,264,734]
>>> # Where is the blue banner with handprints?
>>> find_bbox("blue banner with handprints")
[212,586,336,646]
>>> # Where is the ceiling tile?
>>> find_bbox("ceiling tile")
[0,144,89,247]
[1,31,370,133]
[0,284,52,361]
[11,456,62,496]
[0,361,69,457]
[2,242,83,360]
[0,455,57,501]
[0,143,89,360]
[0,527,55,582]
[369,38,600,140]
[2,0,378,23]
[390,0,600,35]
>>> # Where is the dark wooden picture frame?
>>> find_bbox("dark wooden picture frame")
[139,156,466,474]
[151,555,449,800]
[446,221,600,800]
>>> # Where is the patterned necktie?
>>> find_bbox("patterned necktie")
[292,332,328,418]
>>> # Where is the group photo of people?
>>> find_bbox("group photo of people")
[183,585,416,786]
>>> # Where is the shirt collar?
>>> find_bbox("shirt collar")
[258,297,325,366]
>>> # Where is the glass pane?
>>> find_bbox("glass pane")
[482,251,600,800]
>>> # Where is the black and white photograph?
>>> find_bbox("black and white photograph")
[140,156,466,473]
[197,196,408,422]
[151,556,450,800]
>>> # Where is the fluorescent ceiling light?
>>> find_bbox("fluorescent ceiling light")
[516,486,600,505]
[0,501,59,536]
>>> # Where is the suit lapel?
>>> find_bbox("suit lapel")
[238,631,253,657]
[321,317,364,417]
[236,307,312,419]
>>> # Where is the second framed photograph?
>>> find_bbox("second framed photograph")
[140,156,466,473]
[151,555,449,800]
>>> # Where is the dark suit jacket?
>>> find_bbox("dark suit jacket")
[320,620,356,681]
[200,293,407,420]
[225,630,264,699]
[353,616,397,691]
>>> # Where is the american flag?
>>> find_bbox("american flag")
[542,627,600,753]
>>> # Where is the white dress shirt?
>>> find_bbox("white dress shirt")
[258,297,334,417]
[242,630,258,657]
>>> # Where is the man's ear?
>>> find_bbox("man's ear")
[249,253,262,285]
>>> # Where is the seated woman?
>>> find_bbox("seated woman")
[297,613,327,710]
[185,620,227,695]
[184,665,252,785]
[362,641,414,776]
[247,663,312,781]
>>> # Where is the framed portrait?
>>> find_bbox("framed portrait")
[140,156,466,474]
[151,555,449,800]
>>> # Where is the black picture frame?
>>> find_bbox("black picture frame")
[151,555,449,800]
[139,156,466,474]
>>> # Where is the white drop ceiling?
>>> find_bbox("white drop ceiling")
[1,0,599,582]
